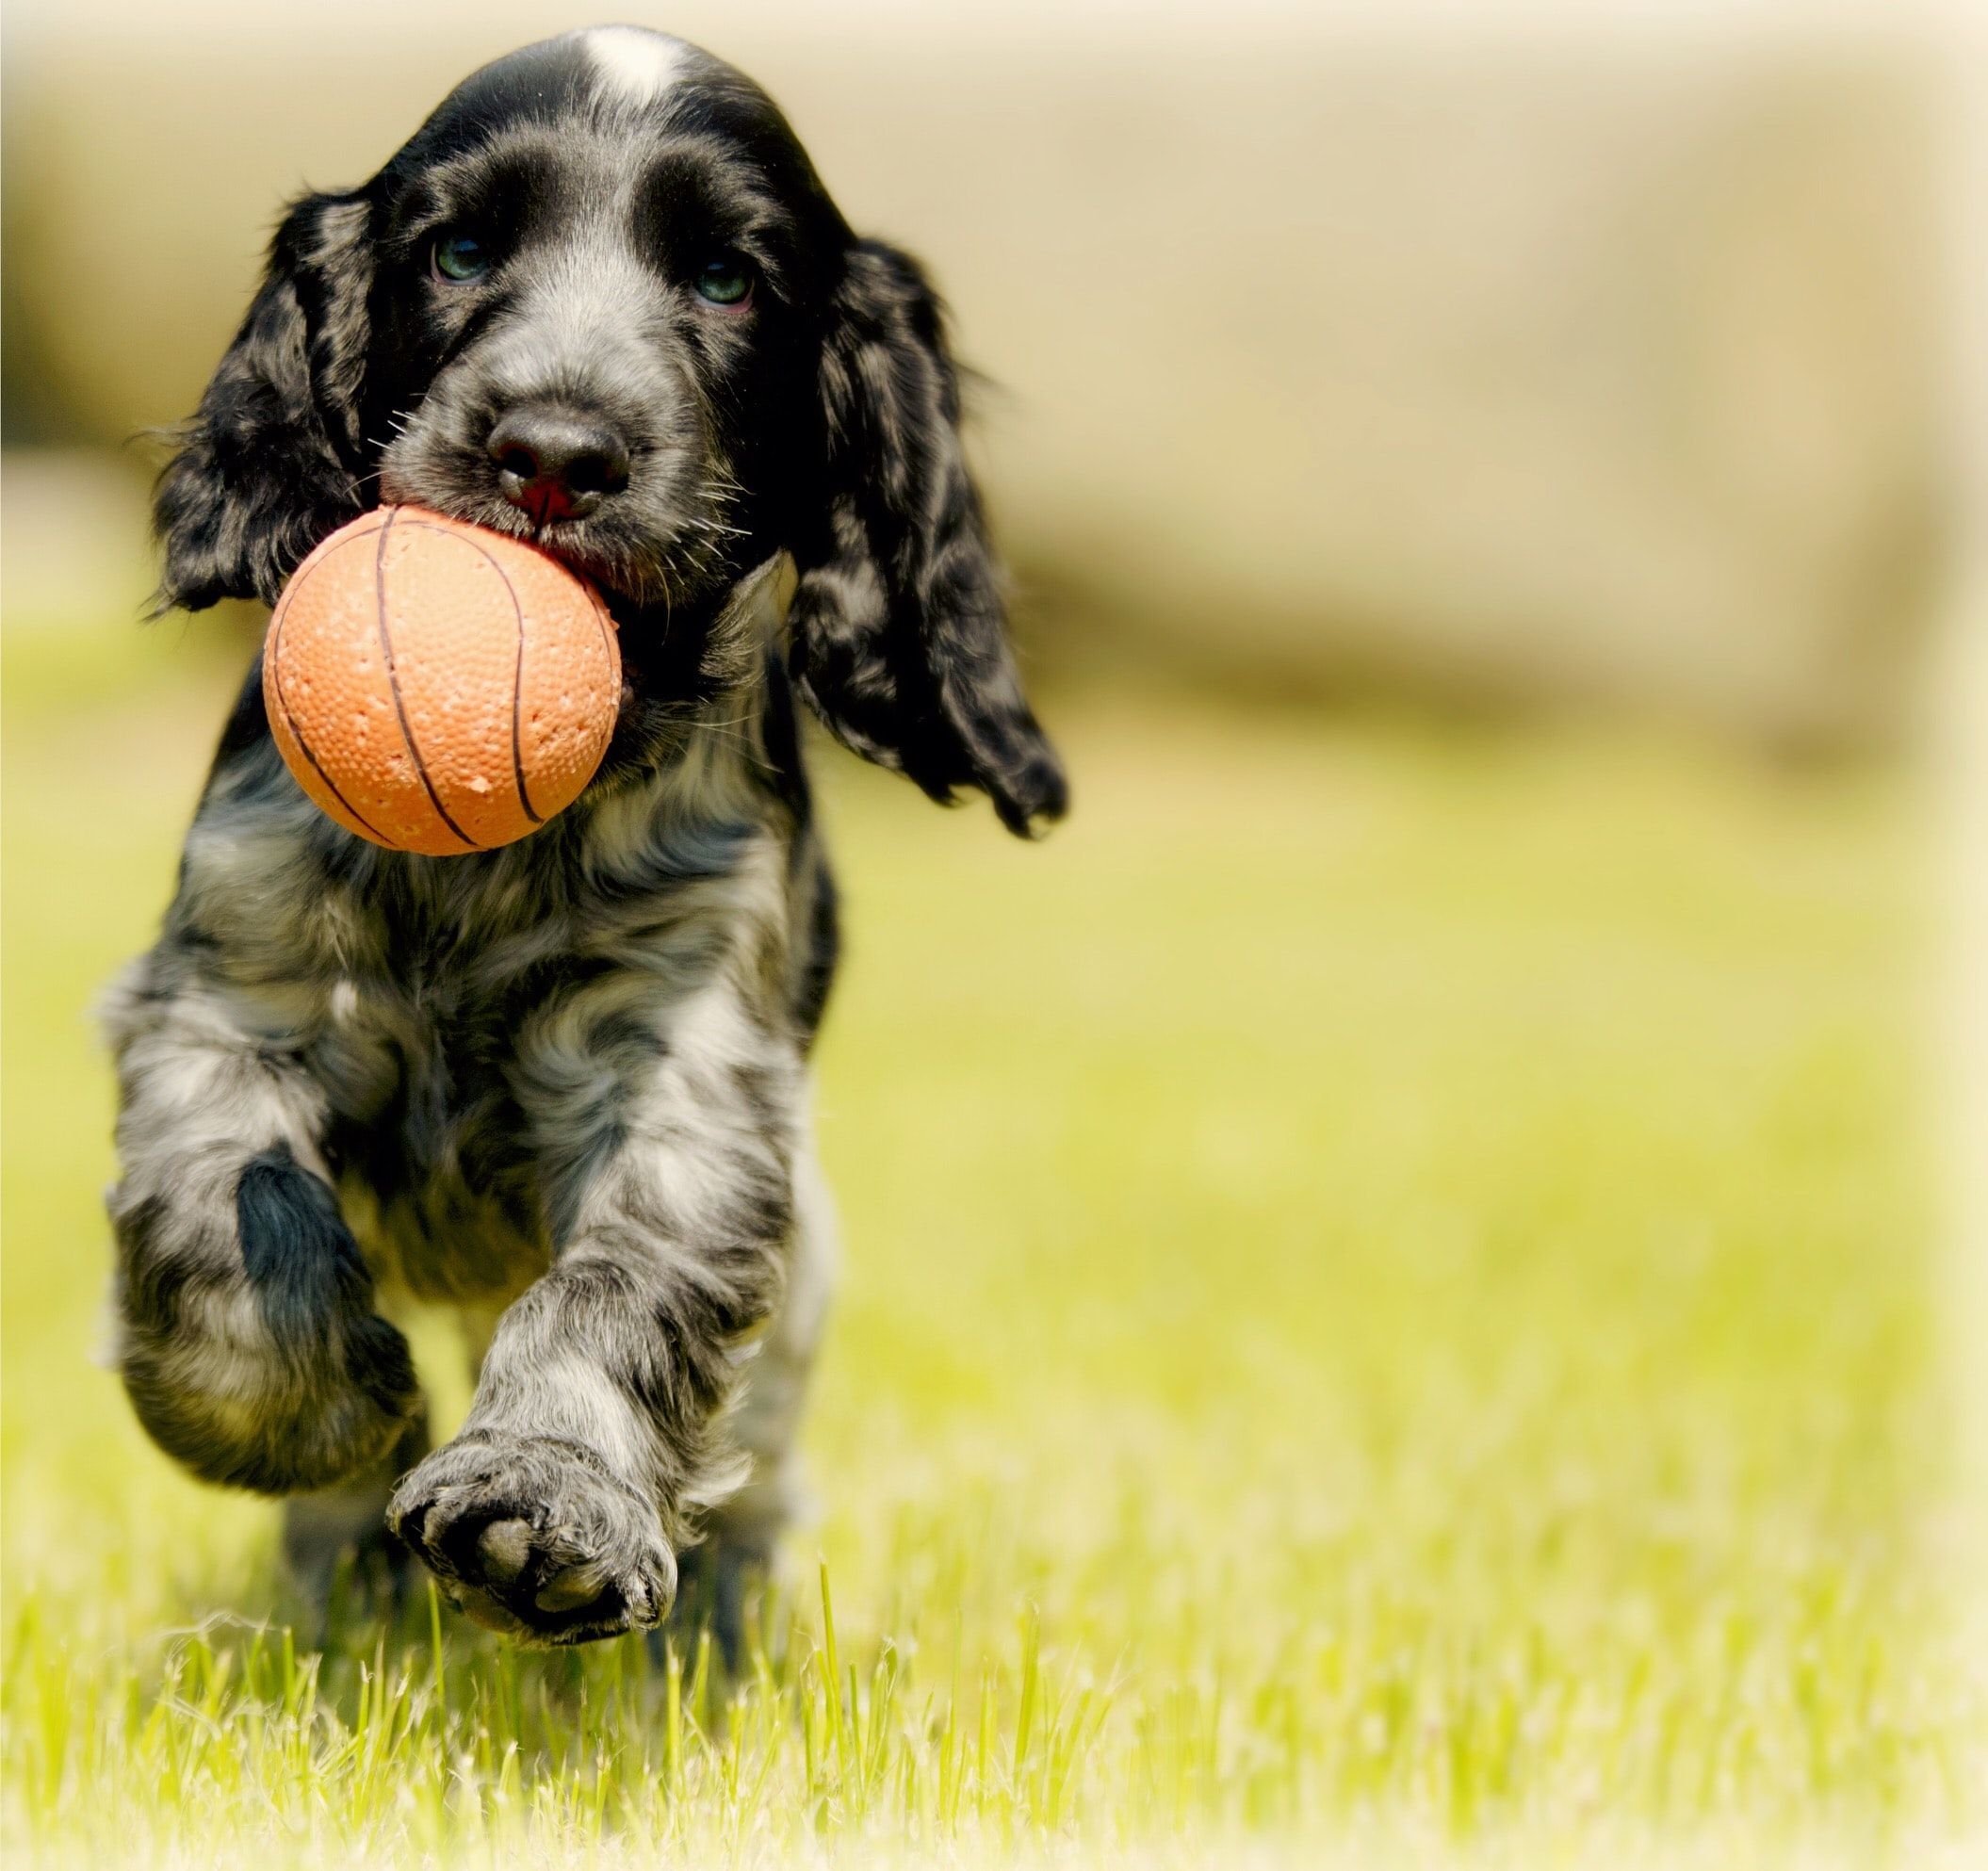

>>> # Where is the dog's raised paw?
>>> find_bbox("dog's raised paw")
[386,1433,675,1645]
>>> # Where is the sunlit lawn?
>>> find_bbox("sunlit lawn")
[1,611,1977,1865]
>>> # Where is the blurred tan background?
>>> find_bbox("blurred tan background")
[0,1,1952,744]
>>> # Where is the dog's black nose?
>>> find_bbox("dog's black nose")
[486,410,630,526]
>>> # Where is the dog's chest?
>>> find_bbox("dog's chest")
[303,841,756,1301]
[313,919,569,1300]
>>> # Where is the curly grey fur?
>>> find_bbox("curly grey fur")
[106,25,1060,1651]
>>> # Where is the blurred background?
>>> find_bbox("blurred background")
[0,0,1950,741]
[4,2,1982,1862]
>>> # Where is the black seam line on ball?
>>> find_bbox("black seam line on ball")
[375,507,481,852]
[400,519,544,826]
[269,561,393,846]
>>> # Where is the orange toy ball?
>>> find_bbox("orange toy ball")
[262,507,620,856]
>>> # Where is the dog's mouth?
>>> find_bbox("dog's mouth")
[416,487,621,580]
[375,423,741,615]
[371,472,666,607]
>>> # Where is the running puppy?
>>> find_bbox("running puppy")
[106,26,1063,1647]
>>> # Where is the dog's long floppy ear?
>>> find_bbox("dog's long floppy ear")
[153,190,373,612]
[788,240,1066,837]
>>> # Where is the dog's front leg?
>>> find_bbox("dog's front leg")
[389,976,797,1645]
[106,967,420,1496]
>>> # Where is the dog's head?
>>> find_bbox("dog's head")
[155,27,1063,834]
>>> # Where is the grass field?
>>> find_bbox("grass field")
[1,613,1979,1866]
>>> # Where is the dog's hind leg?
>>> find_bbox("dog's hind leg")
[283,1410,431,1627]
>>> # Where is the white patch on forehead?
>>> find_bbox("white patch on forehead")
[583,26,687,105]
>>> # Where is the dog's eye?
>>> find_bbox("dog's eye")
[694,252,754,307]
[432,233,489,283]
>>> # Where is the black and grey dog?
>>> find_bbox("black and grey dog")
[106,26,1062,1648]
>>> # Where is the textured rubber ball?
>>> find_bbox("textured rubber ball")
[262,506,621,855]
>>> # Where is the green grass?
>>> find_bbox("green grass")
[1,618,1977,1866]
